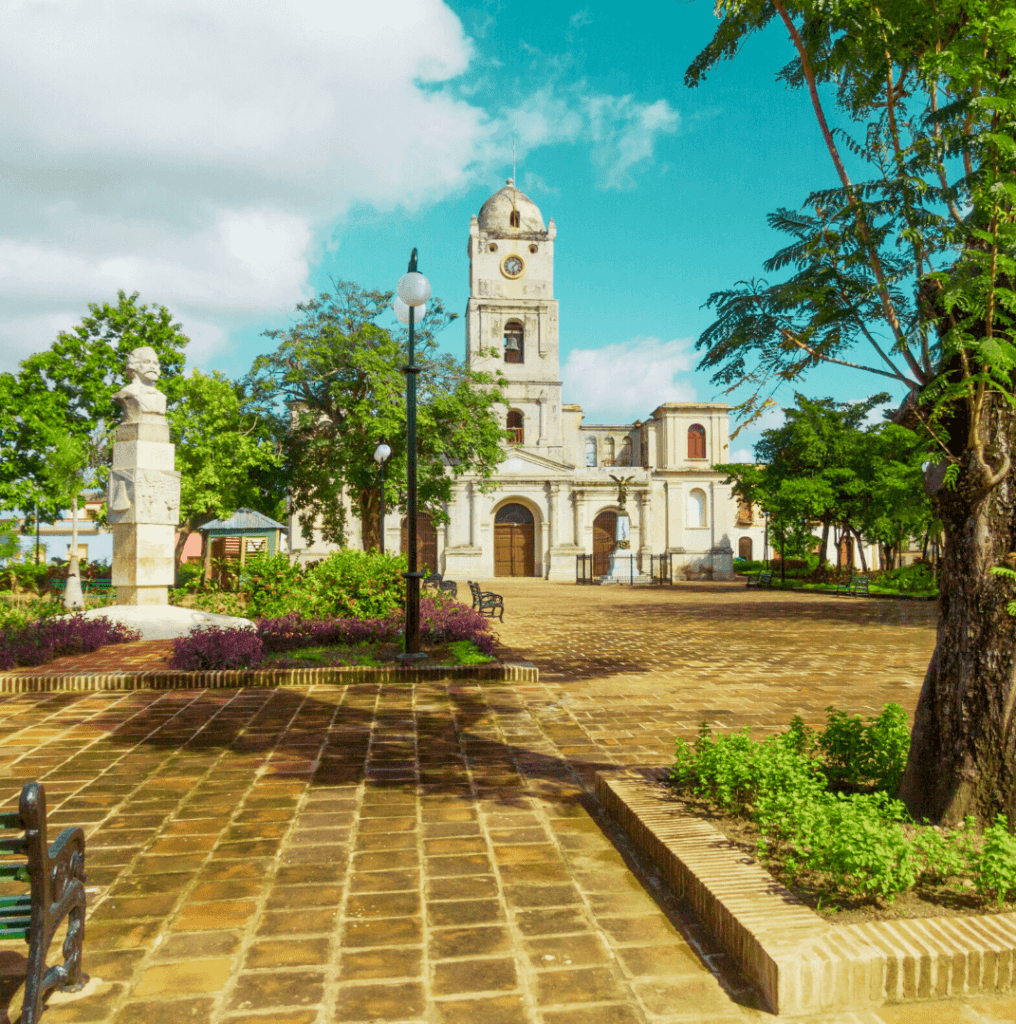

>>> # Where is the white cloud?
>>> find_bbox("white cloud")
[0,0,683,374]
[562,336,697,424]
[0,0,491,373]
[730,447,755,463]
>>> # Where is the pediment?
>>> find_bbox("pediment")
[497,449,570,476]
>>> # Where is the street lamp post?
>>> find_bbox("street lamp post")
[394,249,430,662]
[373,441,391,554]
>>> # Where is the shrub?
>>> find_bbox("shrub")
[771,557,809,570]
[0,613,140,671]
[168,627,263,671]
[669,706,1016,905]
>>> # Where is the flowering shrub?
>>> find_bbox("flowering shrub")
[257,613,401,653]
[168,627,264,671]
[0,614,141,671]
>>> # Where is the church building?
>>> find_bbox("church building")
[290,179,765,580]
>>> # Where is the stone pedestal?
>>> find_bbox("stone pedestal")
[108,419,181,606]
[604,550,637,583]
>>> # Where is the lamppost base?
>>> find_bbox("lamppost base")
[396,652,428,663]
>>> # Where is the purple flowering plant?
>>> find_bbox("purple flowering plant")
[0,614,141,671]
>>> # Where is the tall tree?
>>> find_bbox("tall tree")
[688,0,1016,826]
[165,370,285,571]
[0,291,188,524]
[247,281,508,553]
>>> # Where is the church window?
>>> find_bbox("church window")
[509,209,520,228]
[529,244,538,253]
[688,423,706,459]
[619,437,632,466]
[688,489,707,528]
[604,437,615,465]
[507,410,524,445]
[739,536,753,560]
[585,437,597,467]
[488,242,498,252]
[504,321,524,363]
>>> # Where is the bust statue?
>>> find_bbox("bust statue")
[113,346,166,422]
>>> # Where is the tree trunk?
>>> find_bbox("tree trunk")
[174,523,191,579]
[359,487,381,554]
[851,526,868,572]
[898,398,1016,829]
[818,520,830,570]
[63,494,84,611]
[780,531,786,583]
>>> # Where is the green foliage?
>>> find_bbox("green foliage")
[166,370,285,564]
[246,280,509,553]
[237,550,408,621]
[819,703,911,793]
[0,291,188,522]
[0,522,18,564]
[670,707,1015,904]
[975,814,1016,906]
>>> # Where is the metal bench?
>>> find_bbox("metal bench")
[0,782,87,1023]
[468,581,504,622]
[422,573,458,600]
[837,574,870,597]
[83,578,112,595]
[745,570,774,589]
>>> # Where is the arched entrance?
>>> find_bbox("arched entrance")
[401,514,438,574]
[738,536,753,561]
[592,510,617,576]
[494,503,535,577]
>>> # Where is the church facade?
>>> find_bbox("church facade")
[290,180,769,580]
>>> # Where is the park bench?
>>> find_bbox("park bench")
[837,574,871,597]
[468,581,504,622]
[422,573,458,599]
[0,782,87,1024]
[745,571,774,589]
[83,578,112,595]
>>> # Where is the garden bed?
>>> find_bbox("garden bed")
[661,782,1015,925]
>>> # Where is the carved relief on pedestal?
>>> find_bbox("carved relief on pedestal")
[107,468,182,525]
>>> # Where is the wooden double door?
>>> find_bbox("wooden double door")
[592,511,617,576]
[494,503,535,577]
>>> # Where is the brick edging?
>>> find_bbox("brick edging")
[0,662,538,693]
[596,769,1016,1015]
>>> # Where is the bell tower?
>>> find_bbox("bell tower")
[465,179,562,457]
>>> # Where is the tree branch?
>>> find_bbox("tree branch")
[780,329,923,387]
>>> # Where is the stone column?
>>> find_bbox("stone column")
[469,481,479,547]
[572,489,584,549]
[548,482,559,547]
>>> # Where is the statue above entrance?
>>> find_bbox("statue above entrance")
[609,473,633,512]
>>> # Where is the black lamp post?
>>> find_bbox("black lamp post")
[373,441,391,554]
[394,249,430,662]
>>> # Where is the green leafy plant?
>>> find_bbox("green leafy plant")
[975,814,1016,907]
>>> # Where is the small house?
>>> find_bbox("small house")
[200,509,287,584]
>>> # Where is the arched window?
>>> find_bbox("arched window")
[585,437,597,467]
[509,209,521,228]
[506,410,524,446]
[619,437,632,466]
[604,437,615,465]
[738,536,753,560]
[688,488,707,528]
[688,424,706,459]
[504,320,524,363]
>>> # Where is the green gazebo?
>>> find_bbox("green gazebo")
[200,508,287,584]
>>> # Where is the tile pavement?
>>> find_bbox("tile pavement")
[0,580,1012,1023]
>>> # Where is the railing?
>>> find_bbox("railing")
[649,553,674,586]
[576,554,595,584]
[506,427,524,445]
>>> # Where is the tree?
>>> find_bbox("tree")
[688,0,1016,827]
[0,291,188,525]
[165,370,285,571]
[247,281,508,553]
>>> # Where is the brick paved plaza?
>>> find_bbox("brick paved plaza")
[2,581,1014,1023]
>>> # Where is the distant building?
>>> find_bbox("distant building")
[288,180,878,579]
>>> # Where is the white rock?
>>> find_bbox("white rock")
[67,605,256,642]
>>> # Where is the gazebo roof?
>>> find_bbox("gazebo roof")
[199,508,287,532]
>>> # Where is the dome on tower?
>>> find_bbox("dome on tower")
[477,179,545,233]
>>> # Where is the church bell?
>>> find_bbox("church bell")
[505,335,520,351]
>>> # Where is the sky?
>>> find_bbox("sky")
[0,0,915,463]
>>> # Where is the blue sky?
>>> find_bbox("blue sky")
[0,0,911,462]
